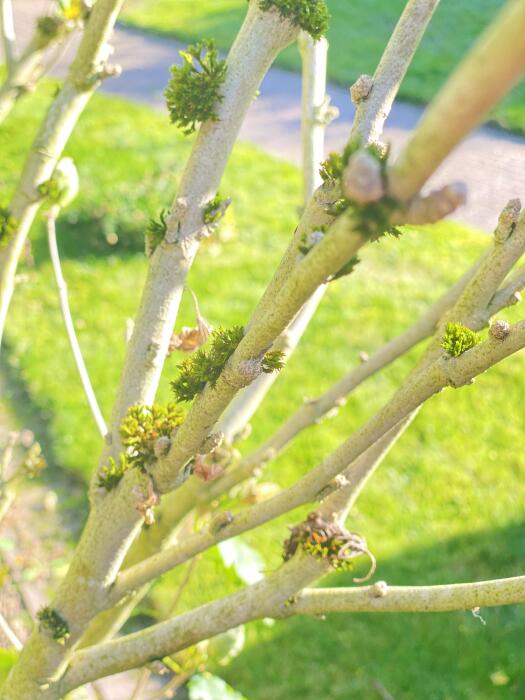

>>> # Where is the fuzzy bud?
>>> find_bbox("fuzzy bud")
[308,230,325,247]
[494,198,521,243]
[370,580,388,598]
[210,510,234,534]
[153,435,171,459]
[342,151,384,204]
[489,319,511,340]
[397,182,467,225]
[201,431,224,454]
[350,74,373,104]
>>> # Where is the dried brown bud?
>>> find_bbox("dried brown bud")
[133,481,160,525]
[153,435,171,459]
[350,74,373,104]
[489,319,511,340]
[342,151,384,204]
[194,454,225,482]
[168,317,212,355]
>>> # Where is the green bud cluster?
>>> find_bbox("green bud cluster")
[38,158,79,209]
[441,322,480,357]
[120,403,185,470]
[261,350,285,373]
[166,40,227,135]
[145,208,169,255]
[97,454,129,492]
[37,606,70,642]
[97,403,185,490]
[171,326,245,402]
[203,194,231,227]
[0,207,17,247]
[257,0,329,40]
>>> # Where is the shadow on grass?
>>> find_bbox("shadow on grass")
[0,355,88,536]
[222,522,525,700]
[28,210,148,264]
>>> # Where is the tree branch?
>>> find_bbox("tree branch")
[0,0,124,352]
[215,30,332,443]
[351,0,440,144]
[113,208,525,600]
[62,556,328,694]
[286,575,525,615]
[388,0,525,201]
[152,0,525,494]
[101,1,300,473]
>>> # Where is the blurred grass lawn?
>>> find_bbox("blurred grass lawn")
[1,83,525,699]
[121,0,525,134]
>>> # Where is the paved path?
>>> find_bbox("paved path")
[10,2,525,230]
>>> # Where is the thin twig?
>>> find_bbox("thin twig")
[47,212,108,439]
[0,0,16,73]
[0,611,22,651]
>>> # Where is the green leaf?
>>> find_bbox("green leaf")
[188,672,247,700]
[218,537,264,585]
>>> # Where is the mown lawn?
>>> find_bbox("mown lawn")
[121,0,525,135]
[1,84,525,699]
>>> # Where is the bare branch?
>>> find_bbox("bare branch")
[286,575,525,615]
[351,0,440,144]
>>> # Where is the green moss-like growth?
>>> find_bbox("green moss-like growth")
[261,350,285,373]
[258,0,329,40]
[36,16,65,42]
[37,606,70,642]
[171,326,244,402]
[165,40,227,135]
[331,255,361,281]
[38,178,62,203]
[145,208,169,255]
[203,194,231,227]
[97,454,129,491]
[120,403,185,471]
[441,322,481,357]
[0,207,18,247]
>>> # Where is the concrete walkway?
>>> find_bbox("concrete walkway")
[10,1,525,230]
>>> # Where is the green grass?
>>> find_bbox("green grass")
[121,0,525,134]
[1,84,525,699]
